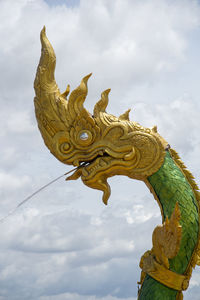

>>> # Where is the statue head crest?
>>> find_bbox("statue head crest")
[34,27,168,204]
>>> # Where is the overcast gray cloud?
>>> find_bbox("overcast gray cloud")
[0,0,200,299]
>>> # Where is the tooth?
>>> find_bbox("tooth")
[100,159,107,167]
[82,168,89,177]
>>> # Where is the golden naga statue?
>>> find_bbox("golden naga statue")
[34,27,200,299]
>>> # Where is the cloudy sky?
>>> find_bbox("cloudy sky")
[0,0,200,299]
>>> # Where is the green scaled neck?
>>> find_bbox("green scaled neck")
[148,151,199,274]
[138,151,199,300]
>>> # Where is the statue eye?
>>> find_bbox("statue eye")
[77,130,93,145]
[79,132,89,140]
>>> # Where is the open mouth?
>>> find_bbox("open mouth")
[79,152,110,167]
[65,151,111,181]
[80,152,111,178]
[66,146,136,182]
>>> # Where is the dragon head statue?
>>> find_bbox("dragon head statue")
[34,27,168,204]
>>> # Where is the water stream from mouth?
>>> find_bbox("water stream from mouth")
[0,163,89,223]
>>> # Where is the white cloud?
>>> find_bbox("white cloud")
[0,172,30,190]
[0,204,148,299]
[0,0,200,299]
[133,98,200,153]
[39,292,136,300]
[0,110,35,137]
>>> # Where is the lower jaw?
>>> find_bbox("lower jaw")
[82,159,135,182]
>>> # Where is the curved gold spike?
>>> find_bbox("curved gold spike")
[34,27,71,162]
[34,26,59,97]
[119,109,131,121]
[67,73,92,121]
[61,84,70,99]
[93,88,111,117]
[152,125,158,133]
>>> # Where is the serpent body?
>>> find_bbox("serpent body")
[138,151,199,299]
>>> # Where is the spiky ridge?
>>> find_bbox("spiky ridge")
[169,148,200,277]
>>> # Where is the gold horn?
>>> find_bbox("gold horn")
[119,109,131,121]
[93,88,111,117]
[67,73,92,123]
[34,28,95,164]
[34,26,59,98]
[34,27,70,163]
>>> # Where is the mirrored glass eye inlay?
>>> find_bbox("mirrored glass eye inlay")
[80,132,89,140]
